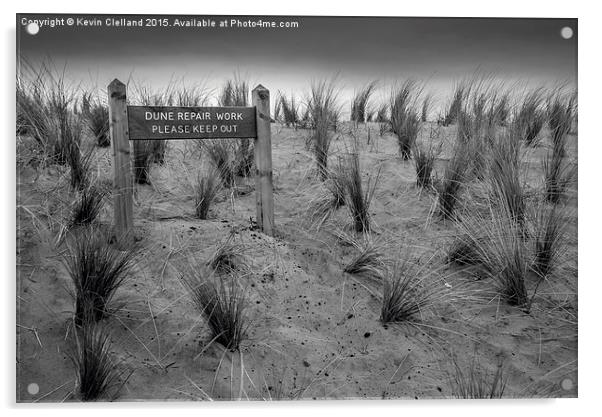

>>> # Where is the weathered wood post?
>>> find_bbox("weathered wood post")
[108,79,134,246]
[252,85,274,236]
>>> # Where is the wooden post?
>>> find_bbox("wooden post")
[108,79,134,246]
[252,85,274,236]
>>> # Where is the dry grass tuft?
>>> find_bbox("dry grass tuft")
[515,88,546,146]
[447,236,484,267]
[337,152,381,233]
[543,150,576,204]
[70,323,131,401]
[421,93,432,122]
[193,167,222,219]
[67,136,94,191]
[351,81,377,124]
[201,140,235,188]
[277,92,300,128]
[17,61,80,166]
[181,271,249,351]
[449,352,506,399]
[206,233,248,275]
[389,80,422,159]
[437,143,469,219]
[343,233,386,281]
[218,77,249,107]
[307,78,340,180]
[132,140,154,185]
[83,97,110,147]
[307,172,346,229]
[488,132,526,228]
[380,255,448,324]
[453,202,530,306]
[413,126,442,188]
[62,227,138,325]
[443,81,469,126]
[530,204,566,279]
[70,185,105,227]
[547,90,576,156]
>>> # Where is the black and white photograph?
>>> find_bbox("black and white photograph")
[14,9,581,404]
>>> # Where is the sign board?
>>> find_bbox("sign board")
[127,105,257,140]
[108,79,273,243]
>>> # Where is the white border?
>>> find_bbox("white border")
[3,1,598,416]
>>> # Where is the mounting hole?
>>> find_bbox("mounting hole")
[561,378,574,391]
[26,22,40,35]
[27,383,40,395]
[560,26,573,40]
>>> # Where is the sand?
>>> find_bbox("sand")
[16,122,578,401]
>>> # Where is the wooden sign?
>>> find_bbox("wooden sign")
[108,79,274,244]
[127,106,257,140]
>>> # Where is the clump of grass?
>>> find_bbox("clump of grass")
[174,82,211,107]
[414,143,436,188]
[70,186,105,227]
[77,91,92,115]
[17,61,80,165]
[376,103,388,122]
[343,234,386,281]
[380,256,446,324]
[487,91,510,127]
[547,91,576,157]
[413,127,442,188]
[299,107,311,129]
[206,233,247,275]
[463,85,496,143]
[193,167,222,220]
[351,81,377,124]
[489,133,525,228]
[151,140,168,165]
[307,173,346,229]
[389,80,422,159]
[447,236,485,267]
[217,76,253,178]
[421,93,432,122]
[543,150,576,204]
[70,323,130,401]
[530,204,565,279]
[307,78,340,180]
[67,135,95,191]
[453,82,500,179]
[202,140,235,188]
[62,227,138,325]
[491,230,529,306]
[84,99,110,147]
[218,77,249,106]
[278,92,300,128]
[273,98,282,122]
[131,82,181,169]
[132,140,153,185]
[449,352,506,399]
[181,271,248,351]
[378,121,389,137]
[337,152,381,233]
[17,72,50,145]
[454,202,530,306]
[437,143,469,219]
[233,138,254,177]
[443,81,468,126]
[49,99,83,167]
[541,90,576,204]
[515,89,546,146]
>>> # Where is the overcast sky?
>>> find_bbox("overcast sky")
[17,15,577,113]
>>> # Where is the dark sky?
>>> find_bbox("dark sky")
[17,15,577,111]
